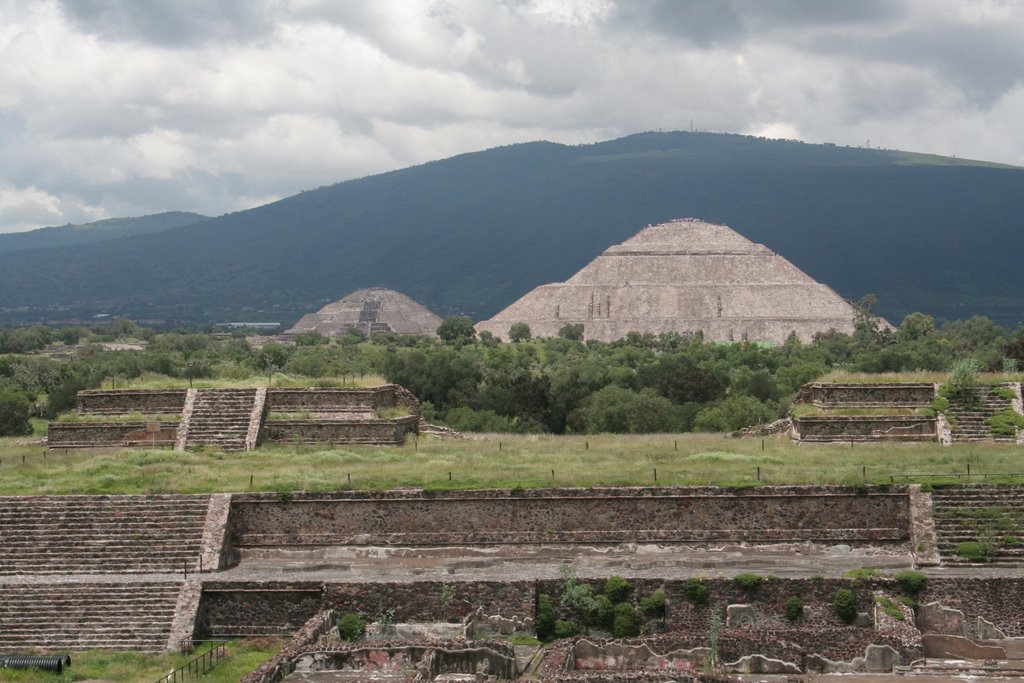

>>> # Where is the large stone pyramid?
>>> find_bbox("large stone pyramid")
[287,288,443,338]
[476,219,865,343]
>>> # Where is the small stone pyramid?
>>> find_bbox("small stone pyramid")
[476,218,867,343]
[287,288,443,337]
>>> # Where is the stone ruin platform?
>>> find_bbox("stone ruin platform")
[7,485,1024,681]
[46,385,421,452]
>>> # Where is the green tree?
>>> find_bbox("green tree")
[437,316,476,344]
[508,322,532,342]
[0,389,32,436]
[558,323,584,341]
[897,312,936,342]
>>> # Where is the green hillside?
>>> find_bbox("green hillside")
[0,211,210,253]
[0,132,1021,328]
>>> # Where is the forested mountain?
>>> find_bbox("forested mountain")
[0,132,1021,328]
[0,212,209,253]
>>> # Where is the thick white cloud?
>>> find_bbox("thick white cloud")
[0,0,1022,233]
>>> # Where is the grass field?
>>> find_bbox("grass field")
[107,372,389,390]
[2,432,1022,495]
[0,638,283,682]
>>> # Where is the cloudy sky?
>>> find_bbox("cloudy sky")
[1,0,1023,233]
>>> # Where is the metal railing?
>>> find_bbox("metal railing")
[153,640,227,683]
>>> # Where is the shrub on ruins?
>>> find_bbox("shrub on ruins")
[559,561,600,621]
[784,596,804,622]
[894,570,927,597]
[603,576,630,604]
[733,573,763,591]
[337,612,367,641]
[684,578,709,606]
[955,540,992,562]
[0,389,32,436]
[833,588,858,624]
[611,603,641,638]
[535,594,557,641]
[640,586,666,618]
[554,619,580,639]
[587,594,615,629]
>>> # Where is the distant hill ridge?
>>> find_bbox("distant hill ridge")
[0,132,1022,328]
[0,212,210,253]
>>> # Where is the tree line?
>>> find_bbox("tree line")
[1,312,1023,437]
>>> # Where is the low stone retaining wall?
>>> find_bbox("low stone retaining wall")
[266,387,398,412]
[803,383,936,408]
[793,416,937,442]
[76,389,188,415]
[226,486,910,548]
[259,416,418,446]
[47,421,179,448]
[196,581,324,637]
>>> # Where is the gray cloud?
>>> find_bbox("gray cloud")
[55,0,286,46]
[1,0,1022,233]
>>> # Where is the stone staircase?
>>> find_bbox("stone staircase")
[946,385,1019,443]
[931,485,1024,564]
[182,388,261,451]
[0,581,181,652]
[0,495,210,574]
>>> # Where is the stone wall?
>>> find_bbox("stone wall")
[225,486,910,549]
[196,581,324,637]
[266,386,399,412]
[917,577,1024,639]
[76,389,188,415]
[47,421,179,448]
[805,383,936,408]
[325,581,535,625]
[793,416,937,442]
[259,416,418,446]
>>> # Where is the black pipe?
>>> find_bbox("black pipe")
[1,654,72,673]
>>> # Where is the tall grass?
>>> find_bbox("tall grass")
[0,638,283,682]
[2,433,1022,495]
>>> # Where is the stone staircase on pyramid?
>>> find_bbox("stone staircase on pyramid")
[0,495,211,574]
[931,485,1024,565]
[179,388,264,452]
[0,581,183,653]
[946,385,1019,443]
[0,494,214,652]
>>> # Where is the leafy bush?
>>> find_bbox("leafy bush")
[560,561,600,620]
[554,619,580,639]
[337,612,367,641]
[894,570,927,596]
[684,578,709,606]
[955,540,993,562]
[0,389,32,437]
[834,588,858,624]
[733,573,763,591]
[611,603,641,638]
[535,594,557,641]
[986,407,1024,437]
[639,586,666,618]
[558,324,584,341]
[588,594,615,628]
[784,596,803,622]
[603,576,630,604]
